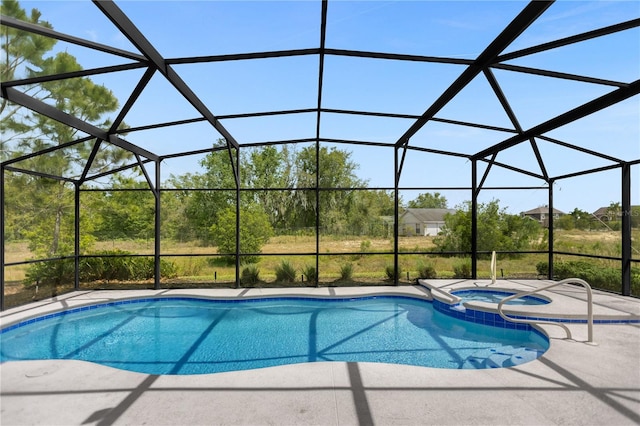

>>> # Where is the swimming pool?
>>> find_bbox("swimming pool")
[0,296,548,375]
[451,289,550,305]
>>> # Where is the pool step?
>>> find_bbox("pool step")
[466,345,544,369]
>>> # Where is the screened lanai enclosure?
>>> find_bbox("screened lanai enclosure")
[1,0,639,310]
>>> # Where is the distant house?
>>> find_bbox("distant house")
[593,206,617,221]
[521,206,565,227]
[399,208,456,236]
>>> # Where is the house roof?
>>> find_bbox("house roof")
[401,208,456,223]
[522,206,565,215]
[592,206,639,216]
[593,207,610,216]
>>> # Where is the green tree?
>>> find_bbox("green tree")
[210,205,273,264]
[1,1,126,256]
[86,176,155,241]
[242,145,296,231]
[295,145,366,232]
[346,190,395,237]
[0,0,56,161]
[570,208,593,230]
[555,213,575,230]
[434,200,541,256]
[175,142,238,244]
[407,192,448,209]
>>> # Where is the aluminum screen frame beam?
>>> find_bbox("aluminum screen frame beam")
[93,0,240,153]
[1,63,147,88]
[1,86,159,162]
[495,18,640,62]
[0,15,146,61]
[394,1,554,148]
[472,79,640,161]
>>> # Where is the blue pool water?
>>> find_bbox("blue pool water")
[0,296,548,375]
[451,289,550,305]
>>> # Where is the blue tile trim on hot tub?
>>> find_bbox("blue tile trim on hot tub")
[433,299,531,330]
[432,299,640,327]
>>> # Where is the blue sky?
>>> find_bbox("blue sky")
[11,0,640,213]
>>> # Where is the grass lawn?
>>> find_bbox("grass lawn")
[3,229,638,309]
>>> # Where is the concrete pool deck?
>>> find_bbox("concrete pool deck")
[1,280,639,425]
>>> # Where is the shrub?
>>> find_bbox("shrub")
[275,261,297,283]
[434,200,541,257]
[417,263,437,279]
[24,258,75,287]
[536,260,640,294]
[453,260,471,278]
[210,205,274,264]
[385,264,402,280]
[302,264,317,284]
[536,261,548,276]
[359,240,372,258]
[339,263,354,281]
[241,264,260,285]
[24,250,177,286]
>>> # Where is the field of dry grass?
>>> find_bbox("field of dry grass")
[4,229,638,298]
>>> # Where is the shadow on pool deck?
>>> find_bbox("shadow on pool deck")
[1,283,639,425]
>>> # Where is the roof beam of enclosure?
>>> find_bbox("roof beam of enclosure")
[394,1,553,148]
[321,108,520,134]
[406,145,471,159]
[84,158,153,183]
[0,15,146,62]
[109,67,157,134]
[93,0,240,154]
[118,108,520,137]
[324,48,474,65]
[1,63,147,88]
[490,63,628,88]
[483,68,549,181]
[167,48,475,66]
[1,135,94,167]
[78,139,104,183]
[552,162,624,181]
[1,86,159,162]
[495,18,640,62]
[537,135,623,163]
[477,157,546,180]
[167,48,319,64]
[3,165,78,183]
[315,0,328,144]
[472,79,640,160]
[80,67,157,184]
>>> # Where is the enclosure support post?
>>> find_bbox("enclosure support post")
[314,0,327,288]
[315,141,320,288]
[1,166,5,311]
[74,183,80,291]
[393,146,400,285]
[548,179,555,281]
[471,160,478,279]
[154,159,161,290]
[235,148,241,288]
[621,163,631,296]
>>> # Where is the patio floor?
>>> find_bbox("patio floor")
[1,281,639,425]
